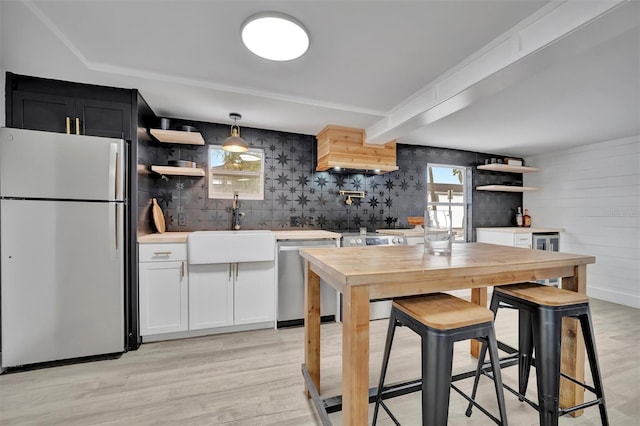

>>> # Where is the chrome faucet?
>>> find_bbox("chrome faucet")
[231,192,244,230]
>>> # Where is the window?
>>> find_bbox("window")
[426,164,469,242]
[208,145,265,200]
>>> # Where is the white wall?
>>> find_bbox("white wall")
[524,136,640,308]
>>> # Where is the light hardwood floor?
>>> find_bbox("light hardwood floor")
[1,299,638,425]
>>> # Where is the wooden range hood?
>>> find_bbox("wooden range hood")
[315,125,398,174]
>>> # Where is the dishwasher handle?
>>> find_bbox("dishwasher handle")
[279,246,310,252]
[277,241,338,252]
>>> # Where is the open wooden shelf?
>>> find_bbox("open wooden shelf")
[149,129,205,145]
[477,164,539,173]
[476,185,539,192]
[151,165,205,177]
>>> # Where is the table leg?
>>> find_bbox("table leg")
[559,265,587,416]
[470,287,487,357]
[342,285,370,425]
[304,262,321,398]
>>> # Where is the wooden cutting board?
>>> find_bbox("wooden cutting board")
[152,198,166,233]
[407,216,424,226]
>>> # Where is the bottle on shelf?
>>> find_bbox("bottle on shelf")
[516,207,523,227]
[523,208,532,227]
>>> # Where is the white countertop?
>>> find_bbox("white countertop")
[476,227,564,233]
[138,230,341,244]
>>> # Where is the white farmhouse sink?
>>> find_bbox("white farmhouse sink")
[188,230,275,264]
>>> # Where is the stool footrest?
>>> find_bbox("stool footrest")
[378,400,401,425]
[452,383,502,424]
[560,398,606,416]
[480,368,540,411]
[560,371,598,395]
[478,359,607,419]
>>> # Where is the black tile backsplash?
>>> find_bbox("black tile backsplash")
[138,119,523,239]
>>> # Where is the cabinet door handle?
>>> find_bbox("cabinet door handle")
[235,263,239,280]
[180,261,185,278]
[228,264,232,280]
[153,251,172,256]
[75,118,81,135]
[65,117,71,134]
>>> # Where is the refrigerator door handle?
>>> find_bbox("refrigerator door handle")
[109,143,123,201]
[110,204,117,254]
[115,204,120,252]
[110,203,123,255]
[115,151,120,200]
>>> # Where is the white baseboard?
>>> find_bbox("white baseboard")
[587,286,640,309]
[141,321,275,343]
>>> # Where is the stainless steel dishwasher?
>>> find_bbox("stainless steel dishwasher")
[277,239,338,327]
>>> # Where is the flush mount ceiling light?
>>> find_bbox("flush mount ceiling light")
[241,12,309,61]
[222,113,249,152]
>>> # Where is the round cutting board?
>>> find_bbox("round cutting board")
[152,198,166,233]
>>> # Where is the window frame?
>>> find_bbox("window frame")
[207,145,265,200]
[426,163,471,242]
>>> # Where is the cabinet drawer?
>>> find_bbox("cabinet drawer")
[513,234,532,247]
[139,243,187,262]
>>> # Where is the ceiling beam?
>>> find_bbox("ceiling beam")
[364,0,631,144]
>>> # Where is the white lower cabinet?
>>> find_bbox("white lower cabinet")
[188,263,234,330]
[189,261,275,329]
[140,242,276,338]
[477,229,532,248]
[476,228,562,286]
[234,262,275,325]
[139,244,188,336]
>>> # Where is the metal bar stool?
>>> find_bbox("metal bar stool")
[373,293,508,425]
[466,283,608,426]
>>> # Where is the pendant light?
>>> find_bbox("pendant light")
[222,113,249,152]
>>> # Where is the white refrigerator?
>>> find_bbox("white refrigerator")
[0,128,125,368]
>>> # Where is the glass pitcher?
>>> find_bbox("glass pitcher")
[424,192,453,255]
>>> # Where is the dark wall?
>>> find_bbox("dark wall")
[138,119,522,239]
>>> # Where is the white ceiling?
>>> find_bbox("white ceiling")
[1,0,638,156]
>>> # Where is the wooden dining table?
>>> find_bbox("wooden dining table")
[300,243,595,425]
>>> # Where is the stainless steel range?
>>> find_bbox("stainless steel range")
[340,232,407,320]
[341,233,408,247]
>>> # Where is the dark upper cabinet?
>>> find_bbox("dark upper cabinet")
[76,98,132,139]
[12,91,75,133]
[6,73,133,140]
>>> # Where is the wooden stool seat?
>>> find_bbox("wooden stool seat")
[394,293,494,330]
[495,282,589,306]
